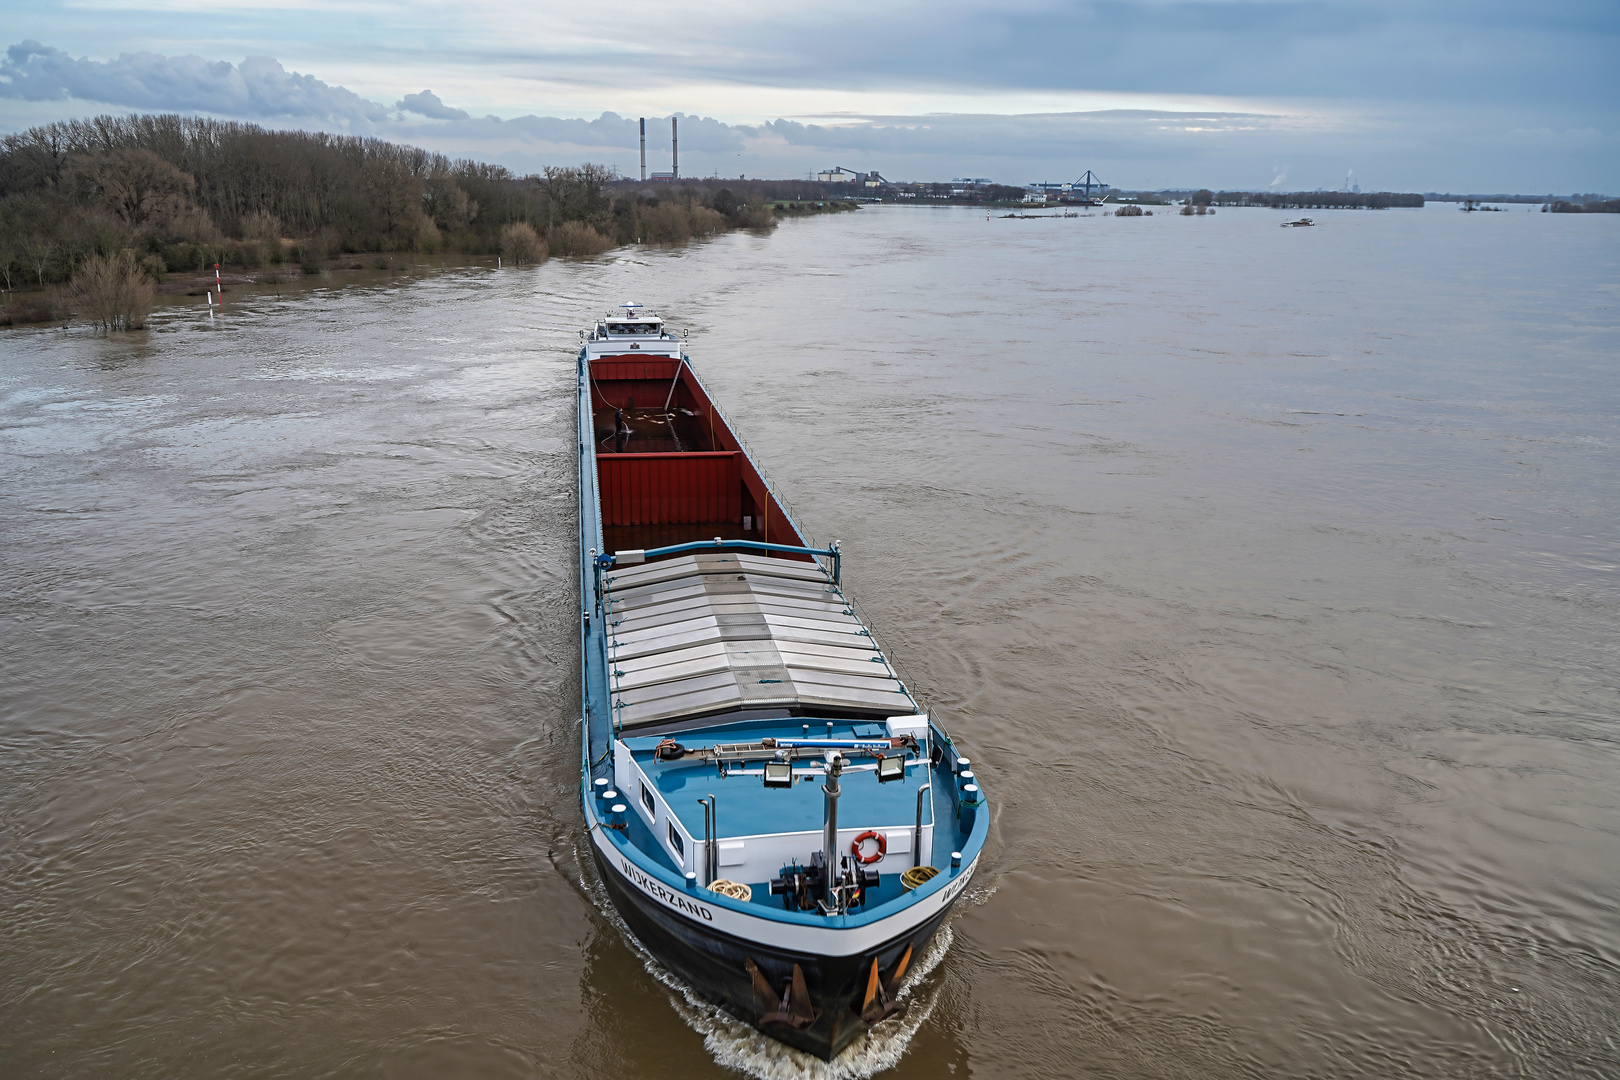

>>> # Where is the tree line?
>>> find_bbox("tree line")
[0,113,778,291]
[1201,190,1426,210]
[1545,199,1620,213]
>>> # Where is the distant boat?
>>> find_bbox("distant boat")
[1281,218,1315,227]
[575,303,989,1060]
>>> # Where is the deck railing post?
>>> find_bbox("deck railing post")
[914,783,931,868]
[698,798,711,887]
[707,795,718,884]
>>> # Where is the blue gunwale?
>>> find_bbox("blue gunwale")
[575,344,989,932]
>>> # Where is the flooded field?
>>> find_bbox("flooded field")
[3,205,1618,1078]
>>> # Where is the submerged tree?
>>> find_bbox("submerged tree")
[71,250,152,331]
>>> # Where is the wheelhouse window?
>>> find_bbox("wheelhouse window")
[604,320,662,336]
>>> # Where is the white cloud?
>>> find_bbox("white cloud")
[396,88,467,121]
[0,40,390,126]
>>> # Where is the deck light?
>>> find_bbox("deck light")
[876,754,906,783]
[763,761,794,788]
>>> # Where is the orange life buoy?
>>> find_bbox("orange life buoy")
[851,830,886,865]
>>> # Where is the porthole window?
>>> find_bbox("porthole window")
[641,781,656,815]
[668,822,684,860]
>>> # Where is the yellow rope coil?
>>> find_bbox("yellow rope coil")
[708,879,752,901]
[900,865,939,892]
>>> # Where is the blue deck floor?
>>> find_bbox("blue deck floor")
[614,718,978,914]
[626,719,933,839]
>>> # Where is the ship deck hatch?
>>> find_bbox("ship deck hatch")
[604,552,914,728]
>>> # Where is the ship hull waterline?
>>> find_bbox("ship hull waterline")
[587,826,973,1060]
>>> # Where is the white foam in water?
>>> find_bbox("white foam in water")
[575,843,963,1079]
[663,926,953,1080]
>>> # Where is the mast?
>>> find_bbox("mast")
[639,117,646,181]
[822,754,842,908]
[671,116,679,180]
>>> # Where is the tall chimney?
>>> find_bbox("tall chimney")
[639,118,646,181]
[671,116,678,180]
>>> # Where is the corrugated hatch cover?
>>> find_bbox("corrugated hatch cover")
[604,552,915,727]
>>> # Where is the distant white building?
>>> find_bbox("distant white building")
[1026,181,1070,198]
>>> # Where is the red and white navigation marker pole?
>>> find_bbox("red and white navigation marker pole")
[214,263,223,313]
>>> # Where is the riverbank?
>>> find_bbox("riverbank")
[2,251,506,327]
[770,199,861,216]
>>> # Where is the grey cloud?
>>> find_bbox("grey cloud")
[764,110,1290,158]
[443,111,750,154]
[522,1,1616,111]
[397,89,468,121]
[0,40,390,125]
[0,39,1605,191]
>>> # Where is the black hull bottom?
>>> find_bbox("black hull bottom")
[592,845,953,1060]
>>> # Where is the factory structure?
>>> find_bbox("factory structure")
[811,166,1111,203]
[623,126,1110,204]
[815,166,890,187]
[639,116,680,181]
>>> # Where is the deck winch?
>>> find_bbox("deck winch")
[768,852,879,913]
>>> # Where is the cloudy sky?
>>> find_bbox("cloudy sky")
[2,0,1614,192]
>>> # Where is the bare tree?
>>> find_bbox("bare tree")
[67,147,195,227]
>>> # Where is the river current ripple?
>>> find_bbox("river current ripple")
[3,206,1618,1078]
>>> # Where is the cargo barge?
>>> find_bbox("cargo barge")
[574,303,989,1059]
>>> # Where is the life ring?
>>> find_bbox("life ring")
[851,830,886,865]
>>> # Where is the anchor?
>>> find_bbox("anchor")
[747,957,820,1030]
[858,943,912,1025]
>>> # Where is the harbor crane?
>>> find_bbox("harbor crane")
[1074,170,1108,201]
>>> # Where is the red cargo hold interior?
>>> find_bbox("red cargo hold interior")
[598,451,742,526]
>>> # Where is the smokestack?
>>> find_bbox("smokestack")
[671,116,678,180]
[639,118,646,181]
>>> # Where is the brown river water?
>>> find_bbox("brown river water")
[3,206,1618,1079]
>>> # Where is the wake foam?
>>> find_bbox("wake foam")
[663,925,953,1080]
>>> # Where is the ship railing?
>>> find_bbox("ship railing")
[839,585,927,716]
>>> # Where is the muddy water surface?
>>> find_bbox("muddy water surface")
[3,206,1618,1078]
